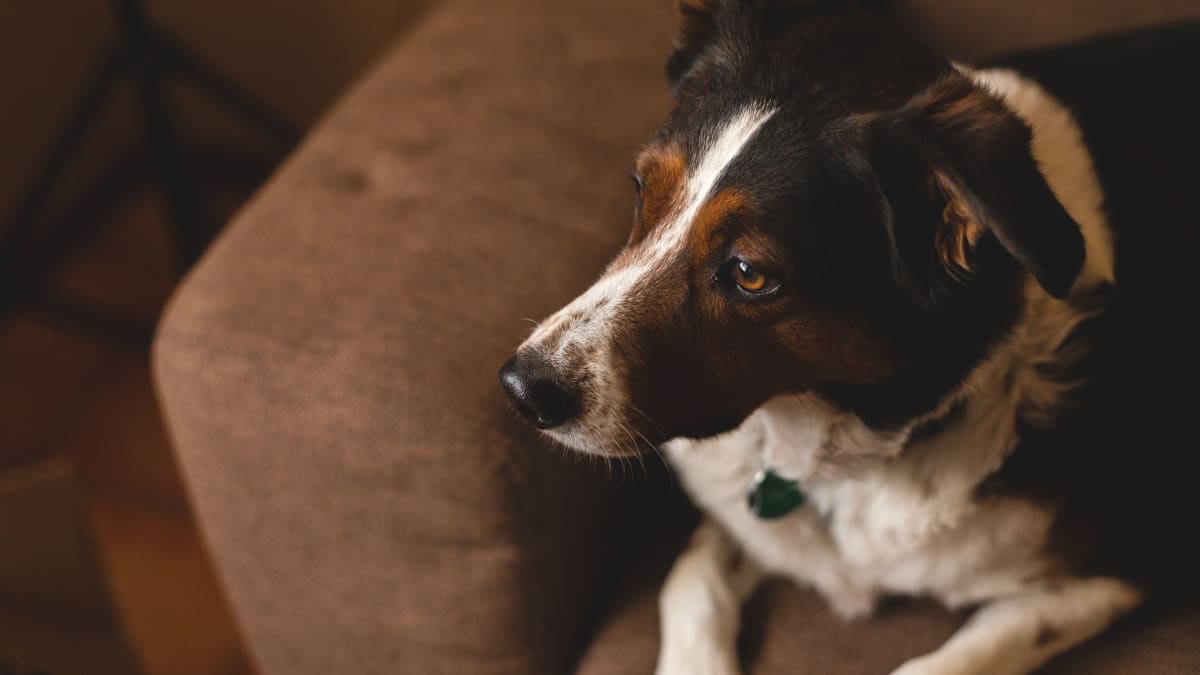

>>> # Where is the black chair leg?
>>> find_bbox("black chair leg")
[0,0,300,350]
[115,0,213,271]
[0,49,124,282]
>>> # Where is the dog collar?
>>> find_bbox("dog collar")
[747,468,806,519]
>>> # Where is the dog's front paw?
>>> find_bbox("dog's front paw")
[826,584,879,622]
[889,652,962,675]
[655,645,742,675]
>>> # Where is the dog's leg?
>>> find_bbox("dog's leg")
[656,519,763,675]
[890,577,1143,675]
[725,508,878,622]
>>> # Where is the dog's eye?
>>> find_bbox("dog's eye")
[731,259,776,294]
[627,170,645,196]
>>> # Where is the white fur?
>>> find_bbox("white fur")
[890,578,1141,675]
[522,104,777,455]
[657,521,762,675]
[667,104,778,256]
[658,68,1139,675]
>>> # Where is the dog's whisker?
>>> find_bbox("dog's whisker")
[630,404,666,437]
[634,428,672,483]
[616,421,646,482]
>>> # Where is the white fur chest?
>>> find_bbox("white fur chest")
[665,398,1057,610]
[812,465,1055,605]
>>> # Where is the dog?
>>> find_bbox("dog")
[500,1,1200,673]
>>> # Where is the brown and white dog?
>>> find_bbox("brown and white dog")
[500,2,1199,673]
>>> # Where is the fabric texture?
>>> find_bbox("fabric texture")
[153,1,1200,674]
[154,1,676,672]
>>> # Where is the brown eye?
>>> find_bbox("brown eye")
[732,259,775,294]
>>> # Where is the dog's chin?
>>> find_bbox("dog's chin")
[539,418,657,458]
[539,411,749,458]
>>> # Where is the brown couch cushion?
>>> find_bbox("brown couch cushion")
[154,0,677,673]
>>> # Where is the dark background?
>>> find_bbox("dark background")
[0,2,427,673]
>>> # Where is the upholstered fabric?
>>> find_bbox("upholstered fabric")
[155,1,676,672]
[154,1,1200,674]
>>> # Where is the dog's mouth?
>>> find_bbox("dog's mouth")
[532,389,667,458]
[534,395,762,458]
[539,422,655,458]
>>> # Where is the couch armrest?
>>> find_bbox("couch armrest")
[152,1,675,673]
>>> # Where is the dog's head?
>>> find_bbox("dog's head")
[500,0,1084,457]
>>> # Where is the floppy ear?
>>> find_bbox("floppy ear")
[666,0,724,93]
[869,75,1085,306]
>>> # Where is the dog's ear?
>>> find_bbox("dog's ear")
[666,0,725,93]
[868,75,1085,306]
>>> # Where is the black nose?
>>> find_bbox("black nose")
[499,352,580,429]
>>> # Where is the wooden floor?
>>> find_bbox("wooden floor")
[1,173,261,675]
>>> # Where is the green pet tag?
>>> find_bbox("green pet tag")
[747,468,806,519]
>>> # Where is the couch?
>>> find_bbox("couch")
[153,1,1200,673]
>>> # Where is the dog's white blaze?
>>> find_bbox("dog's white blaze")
[528,104,777,357]
[648,103,778,260]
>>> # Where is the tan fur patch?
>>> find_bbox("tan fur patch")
[934,173,985,275]
[633,145,686,240]
[690,188,751,264]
